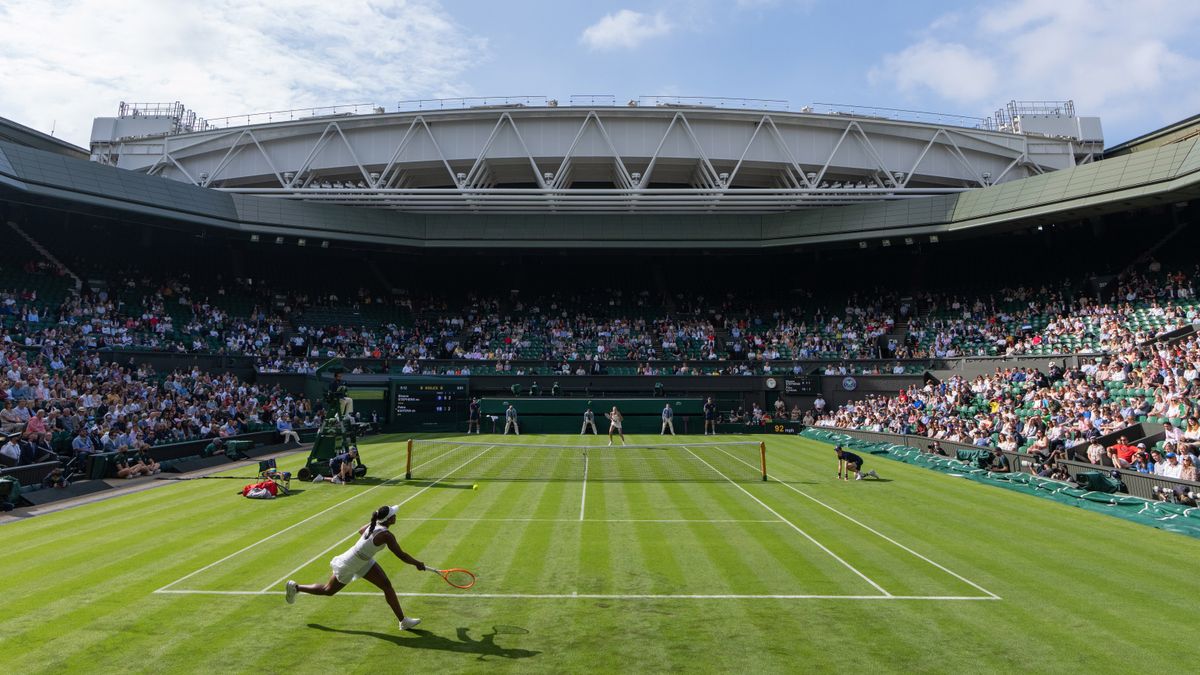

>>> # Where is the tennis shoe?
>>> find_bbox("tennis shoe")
[285,580,298,604]
[855,473,863,480]
[331,476,343,484]
[868,470,879,478]
[400,617,422,630]
[607,441,613,446]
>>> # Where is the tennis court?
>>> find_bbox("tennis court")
[156,437,994,602]
[3,433,1198,674]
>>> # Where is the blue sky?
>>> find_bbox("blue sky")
[1,0,1198,147]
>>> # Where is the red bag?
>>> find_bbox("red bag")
[241,480,279,497]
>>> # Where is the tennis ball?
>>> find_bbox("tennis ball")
[472,484,478,490]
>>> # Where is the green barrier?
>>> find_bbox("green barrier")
[801,429,1200,540]
[0,475,20,505]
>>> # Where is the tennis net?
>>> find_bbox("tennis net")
[405,440,768,483]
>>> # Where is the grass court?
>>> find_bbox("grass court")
[1,433,1197,673]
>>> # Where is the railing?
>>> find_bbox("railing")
[637,95,790,111]
[132,95,1021,136]
[810,102,997,131]
[205,103,379,129]
[396,96,549,110]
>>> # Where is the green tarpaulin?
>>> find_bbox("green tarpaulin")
[802,429,1200,539]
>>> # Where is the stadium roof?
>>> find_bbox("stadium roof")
[2,134,1198,249]
[1105,113,1200,157]
[0,116,88,161]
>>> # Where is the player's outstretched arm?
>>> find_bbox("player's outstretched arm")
[385,533,426,570]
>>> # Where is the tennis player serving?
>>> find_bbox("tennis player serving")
[286,504,427,630]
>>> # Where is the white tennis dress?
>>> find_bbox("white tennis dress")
[331,525,389,583]
[609,412,623,430]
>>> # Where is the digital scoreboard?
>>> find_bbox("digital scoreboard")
[783,375,819,395]
[390,378,469,427]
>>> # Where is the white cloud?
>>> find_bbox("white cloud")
[580,9,672,51]
[867,0,1200,140]
[733,0,817,9]
[869,40,998,103]
[0,0,486,147]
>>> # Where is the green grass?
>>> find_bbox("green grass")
[1,433,1198,674]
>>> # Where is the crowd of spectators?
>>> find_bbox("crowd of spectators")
[817,324,1200,490]
[0,337,317,471]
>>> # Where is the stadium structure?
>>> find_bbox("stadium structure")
[4,92,1200,674]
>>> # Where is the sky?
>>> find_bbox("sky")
[1,0,1198,148]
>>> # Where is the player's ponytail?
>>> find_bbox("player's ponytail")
[365,504,397,538]
[365,505,384,538]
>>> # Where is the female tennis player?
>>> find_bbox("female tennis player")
[607,406,626,446]
[286,504,427,631]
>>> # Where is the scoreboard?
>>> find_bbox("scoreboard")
[783,375,819,395]
[390,377,469,427]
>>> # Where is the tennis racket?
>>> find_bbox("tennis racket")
[426,567,476,589]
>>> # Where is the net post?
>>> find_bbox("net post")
[405,439,413,479]
[760,441,768,481]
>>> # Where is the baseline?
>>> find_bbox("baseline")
[154,589,997,601]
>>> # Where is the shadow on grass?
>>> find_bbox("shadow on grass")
[307,623,540,661]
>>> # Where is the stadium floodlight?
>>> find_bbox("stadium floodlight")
[904,237,914,245]
[858,241,867,249]
[274,236,284,244]
[544,172,554,183]
[321,240,330,248]
[881,239,891,247]
[719,172,729,185]
[456,172,467,185]
[250,234,260,243]
[297,238,306,246]
[929,235,939,243]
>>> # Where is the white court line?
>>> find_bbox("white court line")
[709,445,1002,600]
[579,449,589,521]
[155,589,997,601]
[154,443,469,594]
[683,446,892,598]
[257,445,496,593]
[391,517,784,524]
